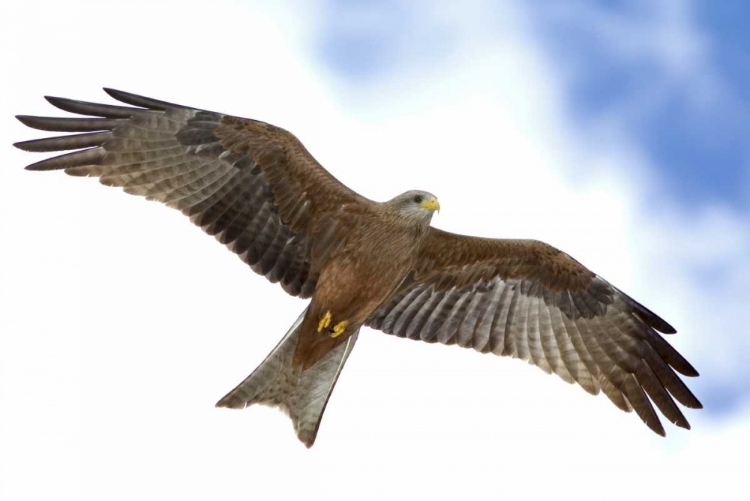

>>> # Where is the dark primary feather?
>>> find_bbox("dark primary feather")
[368,229,702,436]
[16,115,125,132]
[14,88,374,298]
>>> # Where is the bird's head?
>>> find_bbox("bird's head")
[388,190,440,225]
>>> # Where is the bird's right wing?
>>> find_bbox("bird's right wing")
[15,89,374,298]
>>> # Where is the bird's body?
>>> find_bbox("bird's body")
[295,195,434,369]
[14,89,702,447]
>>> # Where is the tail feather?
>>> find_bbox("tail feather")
[216,309,358,447]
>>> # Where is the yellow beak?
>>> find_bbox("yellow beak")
[420,196,440,213]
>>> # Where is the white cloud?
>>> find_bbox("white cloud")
[0,1,745,500]
[516,0,750,403]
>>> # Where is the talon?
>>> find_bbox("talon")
[330,320,348,338]
[317,311,332,333]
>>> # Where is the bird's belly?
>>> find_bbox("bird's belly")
[292,256,411,370]
[314,246,414,325]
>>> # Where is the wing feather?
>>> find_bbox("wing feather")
[16,115,126,132]
[476,281,504,353]
[366,228,701,435]
[559,310,600,395]
[457,288,488,348]
[15,89,374,298]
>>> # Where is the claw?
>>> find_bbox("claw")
[330,320,349,338]
[317,311,332,333]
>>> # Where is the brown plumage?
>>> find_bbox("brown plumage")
[294,202,431,370]
[14,89,702,446]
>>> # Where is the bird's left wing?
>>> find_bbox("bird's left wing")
[367,227,702,435]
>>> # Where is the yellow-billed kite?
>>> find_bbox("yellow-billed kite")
[14,89,702,447]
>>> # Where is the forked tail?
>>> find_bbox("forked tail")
[215,309,358,447]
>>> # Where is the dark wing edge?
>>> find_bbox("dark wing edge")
[14,88,372,298]
[367,228,702,436]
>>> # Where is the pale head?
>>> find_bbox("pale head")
[386,190,440,225]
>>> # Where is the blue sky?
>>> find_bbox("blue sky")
[534,1,750,208]
[318,0,750,208]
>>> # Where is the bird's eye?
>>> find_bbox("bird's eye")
[413,195,423,204]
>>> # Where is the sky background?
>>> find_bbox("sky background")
[1,1,748,500]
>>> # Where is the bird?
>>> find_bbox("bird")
[14,88,702,447]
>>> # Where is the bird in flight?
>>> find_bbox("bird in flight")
[14,89,702,447]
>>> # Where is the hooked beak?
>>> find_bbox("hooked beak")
[420,196,440,213]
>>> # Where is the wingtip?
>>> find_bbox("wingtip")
[661,323,678,335]
[24,158,58,171]
[102,88,138,104]
[15,115,41,130]
[618,287,678,334]
[676,420,691,431]
[654,322,676,335]
[12,118,28,152]
[679,363,700,379]
[102,88,182,110]
[13,137,45,153]
[102,87,120,98]
[43,95,72,110]
[642,311,677,335]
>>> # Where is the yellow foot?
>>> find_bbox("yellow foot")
[330,320,349,338]
[317,310,332,333]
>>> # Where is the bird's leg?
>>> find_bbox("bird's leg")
[316,310,349,338]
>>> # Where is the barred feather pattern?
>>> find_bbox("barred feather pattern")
[368,270,702,436]
[15,89,371,298]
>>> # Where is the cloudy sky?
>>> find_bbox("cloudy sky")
[1,1,748,500]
